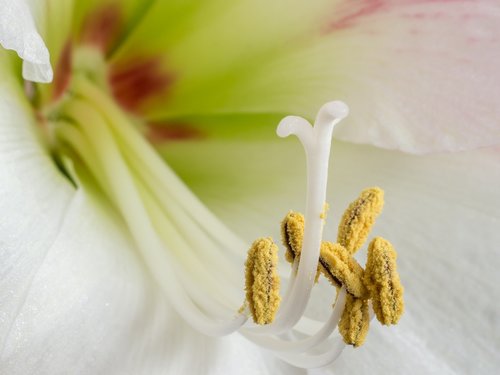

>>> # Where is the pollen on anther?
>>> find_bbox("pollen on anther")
[244,238,281,325]
[319,242,368,298]
[364,237,404,325]
[338,294,370,347]
[337,187,384,255]
[281,211,305,263]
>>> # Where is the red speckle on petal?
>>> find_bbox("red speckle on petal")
[81,3,122,52]
[401,12,427,19]
[324,0,470,33]
[325,0,386,32]
[146,122,205,144]
[52,41,73,101]
[109,57,176,113]
[408,27,422,35]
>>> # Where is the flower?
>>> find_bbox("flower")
[2,0,500,374]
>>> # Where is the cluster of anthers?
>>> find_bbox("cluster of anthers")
[239,101,404,367]
[246,187,404,347]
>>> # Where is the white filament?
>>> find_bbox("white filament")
[241,288,346,353]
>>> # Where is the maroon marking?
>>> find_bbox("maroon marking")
[109,57,175,113]
[146,122,205,144]
[81,3,122,52]
[35,110,47,129]
[52,41,72,101]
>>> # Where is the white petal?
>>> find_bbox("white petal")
[325,0,500,153]
[163,139,500,373]
[0,0,53,82]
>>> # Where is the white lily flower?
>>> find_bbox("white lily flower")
[1,1,500,374]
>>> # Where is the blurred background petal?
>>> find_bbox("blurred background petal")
[29,0,500,153]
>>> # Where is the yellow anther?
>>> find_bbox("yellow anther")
[275,188,402,348]
[338,294,370,347]
[245,238,281,325]
[281,211,368,294]
[364,237,404,325]
[337,187,384,255]
[281,211,305,263]
[319,242,368,298]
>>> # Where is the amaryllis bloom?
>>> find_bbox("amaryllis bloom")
[1,0,500,373]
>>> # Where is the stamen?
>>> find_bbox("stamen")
[55,78,248,336]
[281,211,367,297]
[272,335,346,369]
[275,186,404,351]
[281,211,305,263]
[319,242,368,299]
[71,76,246,257]
[242,288,347,353]
[337,187,384,255]
[364,237,404,325]
[245,238,281,325]
[338,294,370,347]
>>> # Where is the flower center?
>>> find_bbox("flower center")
[31,41,176,146]
[29,40,403,370]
